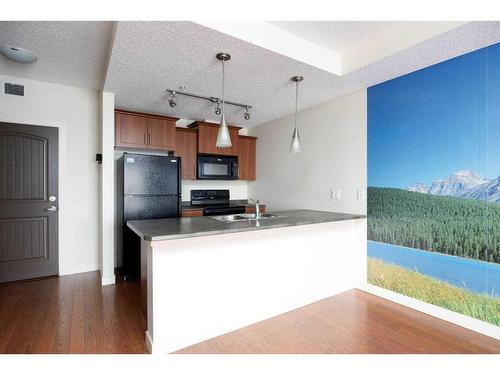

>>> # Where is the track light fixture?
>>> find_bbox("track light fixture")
[214,100,222,116]
[166,65,252,123]
[168,91,177,108]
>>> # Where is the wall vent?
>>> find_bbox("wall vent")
[4,82,24,96]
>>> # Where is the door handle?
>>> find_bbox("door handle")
[44,206,57,212]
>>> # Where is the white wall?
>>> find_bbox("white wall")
[0,74,101,276]
[100,92,116,285]
[248,89,367,215]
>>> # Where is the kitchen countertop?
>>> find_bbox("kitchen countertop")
[127,209,366,242]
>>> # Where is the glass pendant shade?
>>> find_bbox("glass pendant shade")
[216,114,232,147]
[290,127,301,153]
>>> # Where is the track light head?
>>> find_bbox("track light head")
[244,107,250,120]
[215,100,222,115]
[168,92,177,108]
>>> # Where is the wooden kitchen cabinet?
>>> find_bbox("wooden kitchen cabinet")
[220,127,241,156]
[238,136,257,180]
[189,122,241,156]
[115,112,258,181]
[115,110,177,151]
[115,111,149,148]
[245,205,266,214]
[147,118,176,150]
[195,122,219,154]
[174,127,198,180]
[181,209,204,217]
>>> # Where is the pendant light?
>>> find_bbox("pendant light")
[290,75,303,153]
[216,52,232,148]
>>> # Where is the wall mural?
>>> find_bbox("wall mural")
[367,42,500,326]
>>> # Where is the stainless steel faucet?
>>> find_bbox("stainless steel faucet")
[248,198,261,219]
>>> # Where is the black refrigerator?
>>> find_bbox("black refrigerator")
[120,153,181,280]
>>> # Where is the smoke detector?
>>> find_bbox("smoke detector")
[0,45,37,64]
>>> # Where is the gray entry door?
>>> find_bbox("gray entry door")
[0,122,58,283]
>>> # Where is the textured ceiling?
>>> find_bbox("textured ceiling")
[269,21,400,53]
[0,21,113,90]
[105,21,352,127]
[2,21,500,127]
[105,21,500,128]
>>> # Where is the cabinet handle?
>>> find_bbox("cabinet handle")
[143,133,146,144]
[148,133,151,145]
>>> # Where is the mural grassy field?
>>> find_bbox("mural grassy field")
[367,258,500,326]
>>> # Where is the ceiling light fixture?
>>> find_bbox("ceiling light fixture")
[244,106,251,121]
[216,52,232,148]
[214,100,222,116]
[0,45,37,64]
[168,91,177,107]
[290,76,303,154]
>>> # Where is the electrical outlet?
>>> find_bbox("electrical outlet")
[330,188,342,200]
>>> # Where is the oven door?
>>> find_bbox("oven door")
[197,155,238,180]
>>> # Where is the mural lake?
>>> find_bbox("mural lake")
[368,241,500,297]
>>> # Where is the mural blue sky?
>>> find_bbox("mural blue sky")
[368,42,500,188]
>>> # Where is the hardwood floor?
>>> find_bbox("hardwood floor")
[1,273,499,354]
[0,271,147,354]
[176,289,500,354]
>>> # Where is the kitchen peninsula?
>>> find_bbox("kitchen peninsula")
[128,209,367,353]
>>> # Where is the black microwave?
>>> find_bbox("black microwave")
[197,154,238,180]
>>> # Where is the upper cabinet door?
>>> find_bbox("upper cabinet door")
[238,136,256,180]
[148,118,176,151]
[221,127,241,156]
[174,128,197,180]
[115,112,148,148]
[195,123,241,156]
[197,124,220,154]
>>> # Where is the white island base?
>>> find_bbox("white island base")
[142,218,367,354]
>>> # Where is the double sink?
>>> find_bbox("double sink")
[209,213,283,223]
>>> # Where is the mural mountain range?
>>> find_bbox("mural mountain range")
[407,170,500,203]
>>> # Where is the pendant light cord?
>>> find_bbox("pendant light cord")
[221,58,225,116]
[294,80,299,130]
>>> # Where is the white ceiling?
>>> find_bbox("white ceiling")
[2,21,500,127]
[269,21,400,54]
[105,21,500,127]
[104,21,350,127]
[0,21,113,90]
[200,21,466,75]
